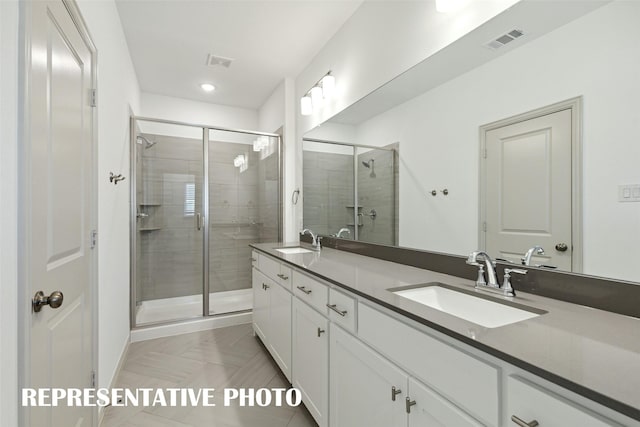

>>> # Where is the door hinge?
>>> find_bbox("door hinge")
[90,371,96,388]
[483,222,487,232]
[90,230,97,249]
[90,89,97,107]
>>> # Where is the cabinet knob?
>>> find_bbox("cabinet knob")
[391,386,402,401]
[317,327,325,337]
[405,397,416,414]
[511,415,539,427]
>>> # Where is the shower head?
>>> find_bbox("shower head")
[137,135,157,149]
[362,159,376,178]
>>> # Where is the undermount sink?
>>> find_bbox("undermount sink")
[275,247,313,254]
[391,283,545,328]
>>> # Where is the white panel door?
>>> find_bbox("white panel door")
[27,1,95,426]
[330,324,406,427]
[268,281,292,381]
[252,269,269,342]
[485,109,572,270]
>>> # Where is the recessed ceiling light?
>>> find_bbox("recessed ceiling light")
[200,83,215,92]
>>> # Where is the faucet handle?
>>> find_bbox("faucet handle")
[502,268,527,297]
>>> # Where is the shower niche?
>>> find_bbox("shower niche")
[131,117,281,328]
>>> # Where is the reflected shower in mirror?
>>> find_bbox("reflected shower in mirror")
[302,0,640,283]
[302,138,398,246]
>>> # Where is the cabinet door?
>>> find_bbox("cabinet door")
[293,299,329,427]
[330,324,406,427]
[408,378,482,427]
[269,282,292,381]
[252,269,269,342]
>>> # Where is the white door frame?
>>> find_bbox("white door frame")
[17,0,99,425]
[478,97,583,273]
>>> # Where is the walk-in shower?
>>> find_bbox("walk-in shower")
[302,138,397,245]
[130,117,281,327]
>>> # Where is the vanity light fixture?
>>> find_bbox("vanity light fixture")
[300,96,313,116]
[300,71,335,116]
[200,83,216,92]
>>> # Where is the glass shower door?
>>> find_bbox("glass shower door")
[207,129,280,316]
[134,121,204,326]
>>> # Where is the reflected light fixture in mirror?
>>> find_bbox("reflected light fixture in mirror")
[310,86,324,108]
[321,73,335,98]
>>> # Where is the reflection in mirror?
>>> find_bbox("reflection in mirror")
[303,0,640,283]
[302,139,398,246]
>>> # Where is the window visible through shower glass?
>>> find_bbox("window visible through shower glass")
[207,129,280,315]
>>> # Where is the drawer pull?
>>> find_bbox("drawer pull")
[296,286,312,295]
[327,304,347,317]
[262,283,270,290]
[391,386,402,401]
[511,415,539,427]
[277,273,289,280]
[405,397,416,414]
[317,327,325,337]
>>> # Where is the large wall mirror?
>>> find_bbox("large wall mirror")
[303,0,640,283]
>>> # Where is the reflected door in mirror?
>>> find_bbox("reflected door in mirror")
[484,109,572,270]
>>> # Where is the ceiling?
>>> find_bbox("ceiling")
[115,0,363,110]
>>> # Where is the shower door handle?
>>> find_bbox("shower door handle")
[196,213,202,230]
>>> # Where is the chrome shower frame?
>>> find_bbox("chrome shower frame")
[129,116,283,329]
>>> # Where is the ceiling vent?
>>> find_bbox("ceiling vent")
[485,29,524,50]
[206,54,234,68]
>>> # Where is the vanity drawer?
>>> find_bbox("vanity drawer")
[328,289,356,333]
[358,303,499,426]
[293,271,329,315]
[260,254,292,290]
[506,376,619,427]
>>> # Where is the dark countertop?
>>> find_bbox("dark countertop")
[250,242,640,422]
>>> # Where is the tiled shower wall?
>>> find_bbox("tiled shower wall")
[136,134,279,303]
[302,151,354,237]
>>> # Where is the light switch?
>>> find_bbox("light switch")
[619,184,640,202]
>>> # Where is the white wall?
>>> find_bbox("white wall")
[0,2,19,424]
[354,1,640,281]
[77,0,141,389]
[141,92,258,130]
[258,82,285,134]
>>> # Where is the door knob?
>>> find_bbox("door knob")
[32,291,64,312]
[555,243,568,252]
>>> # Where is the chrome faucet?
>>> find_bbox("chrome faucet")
[466,251,526,297]
[466,251,499,288]
[336,228,351,238]
[521,246,544,266]
[301,229,321,251]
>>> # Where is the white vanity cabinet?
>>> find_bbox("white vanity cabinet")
[330,324,480,427]
[252,263,292,381]
[329,324,407,427]
[293,298,329,427]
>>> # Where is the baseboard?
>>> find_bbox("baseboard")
[130,312,252,342]
[98,334,131,426]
